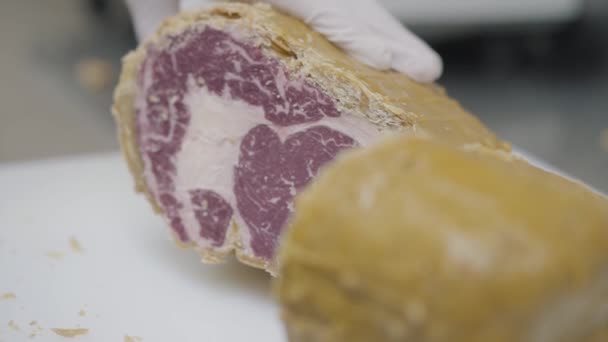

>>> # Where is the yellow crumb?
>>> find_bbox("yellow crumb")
[8,320,19,331]
[46,251,65,260]
[1,293,16,300]
[69,237,84,253]
[75,58,115,93]
[600,129,608,152]
[78,309,86,317]
[124,335,143,342]
[51,328,89,338]
[29,321,44,338]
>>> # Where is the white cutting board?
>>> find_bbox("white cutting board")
[0,150,584,342]
[0,153,284,342]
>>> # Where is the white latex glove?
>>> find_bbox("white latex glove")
[126,0,443,82]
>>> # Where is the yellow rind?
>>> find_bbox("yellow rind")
[276,136,608,342]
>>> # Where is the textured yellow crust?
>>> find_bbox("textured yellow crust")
[112,3,508,272]
[276,136,608,342]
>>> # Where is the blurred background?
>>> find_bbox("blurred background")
[0,0,606,191]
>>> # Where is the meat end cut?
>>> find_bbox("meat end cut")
[137,26,364,262]
[276,136,608,342]
[113,3,508,273]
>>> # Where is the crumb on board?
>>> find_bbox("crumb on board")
[75,57,115,93]
[600,129,608,152]
[78,309,86,317]
[124,335,143,342]
[69,237,84,254]
[51,328,89,338]
[8,320,20,331]
[46,251,65,260]
[28,321,44,338]
[1,293,16,300]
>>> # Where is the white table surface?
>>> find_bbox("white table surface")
[0,153,283,342]
[0,149,595,342]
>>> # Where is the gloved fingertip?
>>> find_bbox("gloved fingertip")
[306,9,393,71]
[336,34,392,71]
[179,0,214,12]
[349,43,393,71]
[392,49,443,83]
[126,0,178,41]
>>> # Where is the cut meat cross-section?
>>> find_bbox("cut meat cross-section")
[235,124,357,259]
[134,26,370,268]
[113,3,507,273]
[190,189,233,247]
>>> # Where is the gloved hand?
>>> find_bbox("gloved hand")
[125,0,442,82]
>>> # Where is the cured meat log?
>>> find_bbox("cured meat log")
[275,136,608,342]
[112,3,507,273]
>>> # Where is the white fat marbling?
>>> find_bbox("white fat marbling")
[167,82,383,252]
